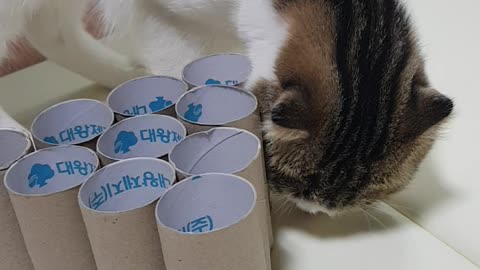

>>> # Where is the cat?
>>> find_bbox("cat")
[0,0,453,216]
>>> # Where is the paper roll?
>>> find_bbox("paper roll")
[107,76,188,121]
[182,53,252,88]
[169,127,272,250]
[156,173,269,270]
[175,85,262,137]
[96,115,186,166]
[4,145,99,270]
[31,99,114,150]
[0,128,34,270]
[79,158,175,270]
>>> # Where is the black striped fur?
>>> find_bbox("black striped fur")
[253,0,453,214]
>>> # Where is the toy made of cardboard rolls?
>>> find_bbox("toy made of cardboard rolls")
[0,53,273,270]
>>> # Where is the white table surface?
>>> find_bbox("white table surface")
[389,0,480,265]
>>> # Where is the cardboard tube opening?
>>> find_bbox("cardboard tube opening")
[156,173,256,234]
[0,128,33,170]
[107,76,187,118]
[170,128,260,177]
[31,99,114,148]
[5,146,99,197]
[182,53,252,88]
[176,85,257,126]
[96,115,186,165]
[79,158,175,213]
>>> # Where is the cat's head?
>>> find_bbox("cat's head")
[252,0,453,215]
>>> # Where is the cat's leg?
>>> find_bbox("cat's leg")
[23,1,149,88]
[99,0,243,78]
[0,0,30,61]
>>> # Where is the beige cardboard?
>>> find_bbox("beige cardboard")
[31,99,114,150]
[78,158,175,270]
[0,128,34,270]
[107,75,188,121]
[182,53,252,88]
[5,145,99,270]
[156,173,268,270]
[80,204,165,270]
[9,188,97,270]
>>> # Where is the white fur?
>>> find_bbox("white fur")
[290,197,338,216]
[0,0,288,125]
[235,0,289,88]
[0,0,287,85]
[1,0,335,215]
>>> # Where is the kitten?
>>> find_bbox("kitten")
[253,0,454,215]
[0,0,453,215]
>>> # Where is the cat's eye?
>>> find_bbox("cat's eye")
[281,80,299,90]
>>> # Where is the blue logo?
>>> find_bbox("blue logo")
[149,96,173,113]
[180,215,214,233]
[114,131,138,154]
[184,103,203,123]
[28,164,55,188]
[205,79,221,85]
[44,136,59,144]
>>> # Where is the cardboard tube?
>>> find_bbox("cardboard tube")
[4,145,99,270]
[182,53,252,88]
[0,128,34,270]
[169,127,272,251]
[31,99,114,150]
[156,173,269,270]
[107,75,188,121]
[175,85,262,137]
[79,158,175,270]
[96,115,186,166]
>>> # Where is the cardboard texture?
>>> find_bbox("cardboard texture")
[31,99,114,150]
[0,128,34,270]
[169,127,272,249]
[4,145,99,270]
[79,158,175,270]
[107,76,188,121]
[96,115,186,166]
[156,173,269,270]
[175,85,262,137]
[182,53,252,88]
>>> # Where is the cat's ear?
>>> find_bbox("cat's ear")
[405,87,454,138]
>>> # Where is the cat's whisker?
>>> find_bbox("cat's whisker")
[367,205,395,220]
[272,192,294,215]
[365,210,387,229]
[360,208,372,232]
[385,201,416,213]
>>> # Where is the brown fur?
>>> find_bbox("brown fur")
[253,0,454,214]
